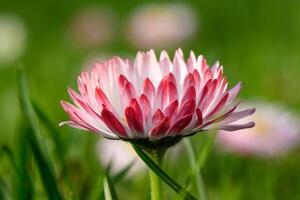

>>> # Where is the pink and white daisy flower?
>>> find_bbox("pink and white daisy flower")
[216,101,300,158]
[60,49,255,149]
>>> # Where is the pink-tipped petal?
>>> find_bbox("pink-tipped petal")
[150,117,171,138]
[68,88,95,114]
[139,94,151,117]
[118,75,137,106]
[205,93,229,118]
[173,49,187,82]
[203,68,212,82]
[177,99,195,119]
[200,79,218,111]
[95,87,113,111]
[222,108,256,124]
[181,86,196,105]
[197,79,211,106]
[186,51,197,72]
[164,100,179,118]
[130,99,144,122]
[196,108,203,126]
[168,114,193,135]
[60,121,88,130]
[159,50,172,77]
[160,81,178,109]
[156,73,178,108]
[152,109,165,125]
[192,69,201,88]
[143,78,155,103]
[202,103,239,127]
[125,107,144,135]
[101,109,128,137]
[61,101,95,131]
[228,82,242,102]
[218,122,255,131]
[183,73,196,92]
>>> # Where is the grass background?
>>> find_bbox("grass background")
[1,0,300,199]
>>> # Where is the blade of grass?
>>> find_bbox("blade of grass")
[15,122,34,200]
[174,189,190,200]
[16,66,63,200]
[103,173,118,200]
[32,101,66,167]
[184,133,215,198]
[111,161,135,183]
[32,101,77,199]
[131,144,197,200]
[27,127,63,200]
[16,66,40,136]
[0,144,23,200]
[184,138,207,200]
[95,161,134,200]
[0,177,8,200]
[0,145,19,176]
[87,174,104,200]
[196,133,215,170]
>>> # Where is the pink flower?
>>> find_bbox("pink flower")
[216,101,300,158]
[60,49,255,148]
[67,6,117,48]
[126,3,198,49]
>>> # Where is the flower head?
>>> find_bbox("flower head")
[216,101,300,158]
[60,49,255,149]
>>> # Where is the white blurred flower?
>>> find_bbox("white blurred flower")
[216,101,300,158]
[97,139,145,177]
[96,138,183,177]
[0,15,26,66]
[126,3,198,49]
[68,7,117,48]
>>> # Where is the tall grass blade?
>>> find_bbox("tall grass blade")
[16,66,63,200]
[95,161,133,200]
[184,138,207,200]
[32,101,66,170]
[103,173,118,200]
[15,123,34,200]
[0,145,22,200]
[196,133,215,170]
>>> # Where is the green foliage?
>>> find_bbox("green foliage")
[1,0,300,199]
[17,66,63,199]
[103,173,119,200]
[32,101,66,168]
[132,144,197,200]
[184,138,207,200]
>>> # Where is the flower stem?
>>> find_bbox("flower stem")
[148,149,165,200]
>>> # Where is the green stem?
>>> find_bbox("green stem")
[148,150,165,200]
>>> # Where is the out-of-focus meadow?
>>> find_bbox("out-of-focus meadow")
[1,0,300,199]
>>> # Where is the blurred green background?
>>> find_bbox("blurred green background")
[1,0,300,199]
